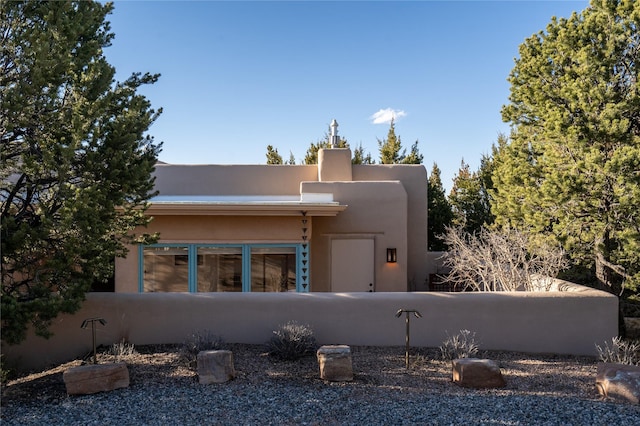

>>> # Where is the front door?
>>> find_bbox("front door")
[331,239,375,292]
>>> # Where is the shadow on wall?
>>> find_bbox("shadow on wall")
[2,279,618,373]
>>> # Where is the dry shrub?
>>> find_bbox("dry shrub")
[180,330,225,368]
[439,329,479,361]
[441,226,567,291]
[595,337,640,365]
[266,321,317,361]
[108,339,137,361]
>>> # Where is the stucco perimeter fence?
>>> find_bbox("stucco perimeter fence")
[3,280,617,372]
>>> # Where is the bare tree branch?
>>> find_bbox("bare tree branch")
[442,226,568,292]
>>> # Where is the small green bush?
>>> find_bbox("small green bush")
[267,321,317,361]
[595,337,640,365]
[180,330,225,368]
[439,329,479,361]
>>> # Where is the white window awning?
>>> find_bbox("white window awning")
[146,194,347,216]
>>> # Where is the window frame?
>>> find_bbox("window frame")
[139,243,308,293]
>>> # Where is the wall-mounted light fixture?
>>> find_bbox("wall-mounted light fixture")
[386,248,397,263]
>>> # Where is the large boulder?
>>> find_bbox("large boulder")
[197,350,235,384]
[452,358,506,388]
[596,363,640,404]
[63,362,129,395]
[317,345,353,382]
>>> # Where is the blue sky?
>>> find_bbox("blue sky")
[106,0,589,191]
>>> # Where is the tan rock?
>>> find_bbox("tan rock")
[452,358,506,388]
[197,350,235,384]
[317,345,353,382]
[63,362,129,395]
[596,363,640,404]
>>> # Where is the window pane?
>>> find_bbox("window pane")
[143,246,189,292]
[251,247,296,292]
[197,247,242,292]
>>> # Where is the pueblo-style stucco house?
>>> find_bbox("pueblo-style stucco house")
[115,123,429,293]
[5,122,619,371]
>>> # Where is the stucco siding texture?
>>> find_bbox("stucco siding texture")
[353,165,429,289]
[153,164,318,196]
[302,181,409,292]
[3,284,618,372]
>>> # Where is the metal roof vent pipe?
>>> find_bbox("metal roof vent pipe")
[330,119,339,148]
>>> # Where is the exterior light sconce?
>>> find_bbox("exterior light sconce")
[386,248,397,263]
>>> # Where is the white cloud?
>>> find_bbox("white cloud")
[369,108,407,124]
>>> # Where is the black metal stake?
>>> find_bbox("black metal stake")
[395,309,422,369]
[81,318,107,364]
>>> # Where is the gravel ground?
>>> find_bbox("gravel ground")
[2,344,640,425]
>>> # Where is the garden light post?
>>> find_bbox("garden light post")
[81,317,107,364]
[395,309,422,369]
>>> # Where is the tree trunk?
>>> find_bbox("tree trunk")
[595,252,612,291]
[595,234,626,337]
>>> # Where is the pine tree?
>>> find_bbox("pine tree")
[378,119,404,164]
[402,140,424,165]
[267,125,375,165]
[474,135,503,228]
[286,151,296,165]
[377,119,423,164]
[1,1,162,344]
[427,163,454,251]
[266,145,283,164]
[449,160,488,234]
[352,143,375,165]
[494,0,640,295]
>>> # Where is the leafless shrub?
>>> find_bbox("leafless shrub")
[267,321,317,361]
[439,329,479,361]
[441,226,568,291]
[595,337,640,365]
[108,339,137,361]
[180,330,225,368]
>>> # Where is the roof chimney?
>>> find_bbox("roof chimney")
[330,119,339,148]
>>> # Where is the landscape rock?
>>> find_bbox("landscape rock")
[197,350,235,384]
[596,363,640,404]
[63,362,129,395]
[452,358,506,388]
[317,345,353,381]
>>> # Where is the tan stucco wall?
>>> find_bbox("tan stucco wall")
[116,155,428,293]
[318,149,352,182]
[302,180,408,292]
[144,215,307,242]
[116,216,309,292]
[153,164,318,196]
[352,165,429,290]
[2,281,618,372]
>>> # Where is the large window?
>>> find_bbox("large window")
[140,244,307,293]
[251,246,296,292]
[197,247,243,292]
[143,246,189,292]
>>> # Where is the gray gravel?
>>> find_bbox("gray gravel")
[2,344,640,425]
[3,379,640,425]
